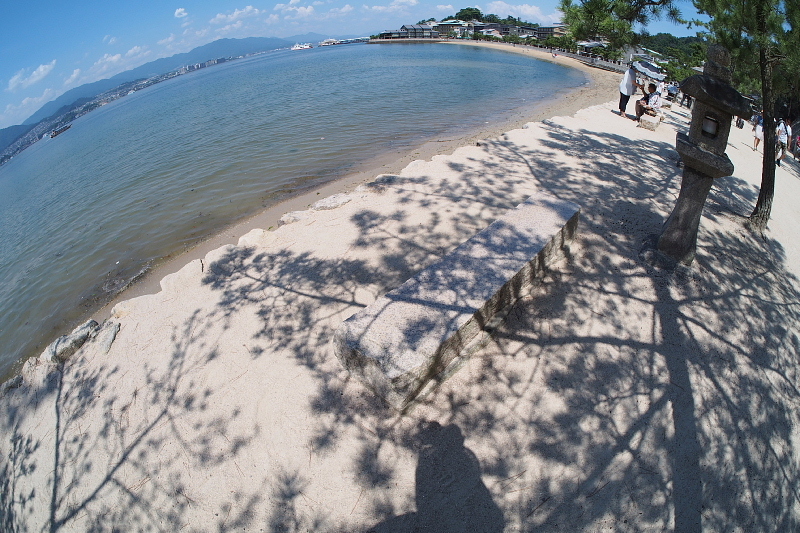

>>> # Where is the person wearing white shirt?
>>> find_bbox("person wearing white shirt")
[776,118,792,166]
[618,65,643,118]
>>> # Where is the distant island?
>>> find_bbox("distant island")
[0,35,363,166]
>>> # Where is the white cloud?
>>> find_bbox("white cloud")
[158,33,176,45]
[210,5,264,24]
[7,60,57,92]
[64,69,81,86]
[1,87,57,127]
[274,2,317,18]
[437,4,454,11]
[94,53,122,67]
[103,35,118,45]
[125,46,151,60]
[265,13,280,23]
[362,0,418,13]
[329,4,354,14]
[217,20,244,33]
[175,8,188,18]
[483,1,562,23]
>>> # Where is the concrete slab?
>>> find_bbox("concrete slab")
[333,192,580,410]
[638,113,661,131]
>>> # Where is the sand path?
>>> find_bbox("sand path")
[2,48,800,532]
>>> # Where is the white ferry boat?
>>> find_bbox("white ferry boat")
[291,43,313,50]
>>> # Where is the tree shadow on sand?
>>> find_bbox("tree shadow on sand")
[6,108,798,531]
[0,311,260,532]
[192,113,800,531]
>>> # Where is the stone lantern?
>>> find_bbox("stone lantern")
[656,44,752,265]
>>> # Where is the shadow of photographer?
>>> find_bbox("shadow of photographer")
[369,422,504,533]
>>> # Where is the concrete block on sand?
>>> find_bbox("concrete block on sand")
[638,113,661,131]
[333,192,580,410]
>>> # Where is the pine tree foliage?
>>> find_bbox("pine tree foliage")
[693,0,798,231]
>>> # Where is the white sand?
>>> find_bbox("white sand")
[2,50,800,532]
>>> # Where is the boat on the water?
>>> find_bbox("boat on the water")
[50,124,72,138]
[291,43,313,50]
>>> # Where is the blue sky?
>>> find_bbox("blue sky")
[0,1,700,129]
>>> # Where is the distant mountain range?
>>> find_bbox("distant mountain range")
[0,34,366,159]
[22,37,293,126]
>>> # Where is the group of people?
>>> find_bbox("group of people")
[752,112,797,166]
[618,62,798,168]
[617,63,663,120]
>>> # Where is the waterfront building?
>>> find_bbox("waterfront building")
[535,24,568,41]
[378,24,440,39]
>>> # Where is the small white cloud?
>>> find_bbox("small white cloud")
[265,13,280,23]
[103,35,118,45]
[125,46,151,59]
[93,54,122,69]
[158,33,176,45]
[483,1,561,23]
[363,0,418,13]
[328,4,354,15]
[2,87,57,125]
[274,2,316,18]
[64,69,81,86]
[7,60,57,92]
[210,5,263,24]
[175,7,188,18]
[217,20,244,33]
[436,4,454,11]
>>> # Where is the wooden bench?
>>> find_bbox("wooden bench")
[332,192,580,410]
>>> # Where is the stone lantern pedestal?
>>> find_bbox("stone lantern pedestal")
[656,45,752,265]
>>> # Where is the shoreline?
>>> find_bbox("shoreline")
[88,42,620,330]
[1,40,618,385]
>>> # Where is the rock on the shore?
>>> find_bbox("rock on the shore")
[278,210,312,226]
[0,374,23,397]
[42,319,100,363]
[312,193,351,210]
[95,321,120,355]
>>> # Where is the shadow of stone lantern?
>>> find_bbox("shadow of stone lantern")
[656,44,752,265]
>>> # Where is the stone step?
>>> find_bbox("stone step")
[333,192,580,410]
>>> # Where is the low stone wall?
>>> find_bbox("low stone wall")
[333,192,580,410]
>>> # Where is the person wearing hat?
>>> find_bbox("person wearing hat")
[618,63,643,118]
[776,118,792,166]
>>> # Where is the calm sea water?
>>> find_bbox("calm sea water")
[0,43,585,379]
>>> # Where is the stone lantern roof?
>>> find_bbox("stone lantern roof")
[679,75,753,120]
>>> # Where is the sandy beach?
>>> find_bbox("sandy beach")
[2,44,799,532]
